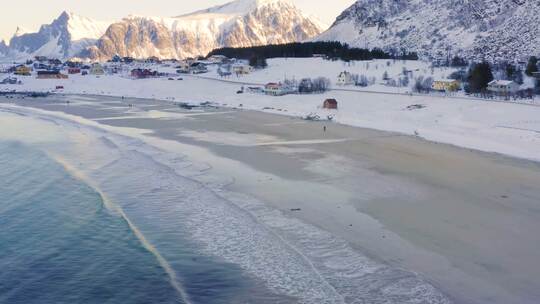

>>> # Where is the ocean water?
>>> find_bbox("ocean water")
[0,141,180,303]
[0,141,283,304]
[0,104,452,304]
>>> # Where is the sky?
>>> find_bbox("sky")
[0,0,354,42]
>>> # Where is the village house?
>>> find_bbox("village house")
[217,64,232,77]
[131,68,157,79]
[207,55,229,64]
[432,79,460,92]
[34,56,48,62]
[323,99,338,109]
[48,59,62,66]
[122,57,135,64]
[232,63,253,75]
[14,65,32,76]
[89,63,105,75]
[176,61,191,74]
[104,64,122,74]
[65,59,83,68]
[33,63,50,70]
[337,71,354,85]
[111,54,122,63]
[145,56,161,64]
[37,70,68,79]
[190,62,208,74]
[1,77,21,84]
[264,82,286,96]
[68,67,81,74]
[487,80,519,96]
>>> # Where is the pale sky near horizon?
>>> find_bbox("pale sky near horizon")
[0,0,354,42]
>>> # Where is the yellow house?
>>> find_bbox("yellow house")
[432,79,460,92]
[14,65,32,76]
[89,63,105,75]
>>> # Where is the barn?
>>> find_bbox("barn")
[323,99,338,109]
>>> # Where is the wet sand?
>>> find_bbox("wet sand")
[2,94,540,303]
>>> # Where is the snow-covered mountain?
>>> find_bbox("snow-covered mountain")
[316,0,540,61]
[6,12,109,60]
[0,40,8,56]
[83,0,324,60]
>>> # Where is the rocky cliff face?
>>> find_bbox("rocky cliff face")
[6,12,108,59]
[83,18,177,60]
[316,0,540,61]
[83,0,324,60]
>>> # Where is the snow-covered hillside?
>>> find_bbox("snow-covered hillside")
[84,0,323,60]
[316,0,540,62]
[191,57,458,90]
[6,12,109,59]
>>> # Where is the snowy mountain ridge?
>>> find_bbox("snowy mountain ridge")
[2,0,324,61]
[84,0,323,60]
[316,0,540,61]
[6,11,109,60]
[177,0,292,16]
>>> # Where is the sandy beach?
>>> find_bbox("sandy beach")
[2,94,540,304]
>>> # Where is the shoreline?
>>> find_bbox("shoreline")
[2,94,540,303]
[0,98,452,303]
[4,91,540,165]
[1,67,539,162]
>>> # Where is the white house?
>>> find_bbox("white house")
[337,71,354,85]
[232,63,253,75]
[264,82,286,96]
[176,61,191,73]
[487,80,519,95]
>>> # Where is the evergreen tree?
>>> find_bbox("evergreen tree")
[249,55,267,69]
[525,56,538,77]
[207,41,418,62]
[504,63,523,84]
[467,62,493,93]
[450,56,467,67]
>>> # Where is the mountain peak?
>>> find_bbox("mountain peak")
[2,1,322,61]
[56,10,75,22]
[179,0,294,17]
[13,26,29,37]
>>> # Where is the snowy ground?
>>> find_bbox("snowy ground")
[1,57,539,162]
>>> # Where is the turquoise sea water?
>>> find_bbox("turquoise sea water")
[0,139,287,304]
[0,141,181,303]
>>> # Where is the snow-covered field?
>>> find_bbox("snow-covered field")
[195,58,454,87]
[2,57,539,162]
